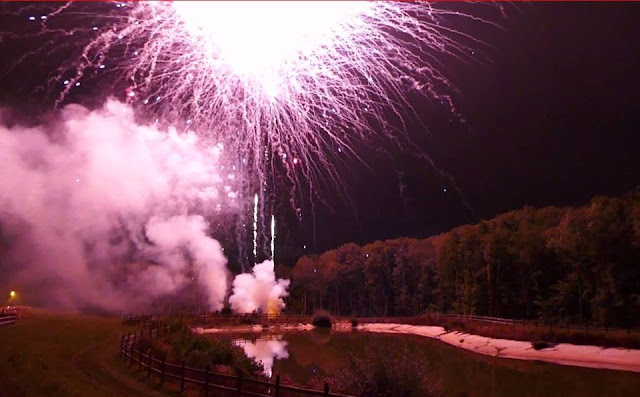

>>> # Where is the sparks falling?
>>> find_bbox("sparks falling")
[13,1,494,192]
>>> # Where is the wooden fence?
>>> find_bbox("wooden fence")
[120,327,353,397]
[0,312,16,327]
[124,312,639,335]
[356,313,640,334]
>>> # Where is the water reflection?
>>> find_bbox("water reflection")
[223,331,640,397]
[235,336,289,377]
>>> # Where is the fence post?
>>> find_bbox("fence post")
[147,352,153,378]
[160,358,166,386]
[138,350,143,371]
[129,334,135,367]
[324,382,329,396]
[237,372,242,397]
[180,360,186,393]
[120,334,125,360]
[204,364,210,397]
[275,374,280,397]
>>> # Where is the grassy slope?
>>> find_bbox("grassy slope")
[0,309,174,397]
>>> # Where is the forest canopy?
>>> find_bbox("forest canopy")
[286,189,640,327]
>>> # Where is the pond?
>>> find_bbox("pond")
[213,329,640,397]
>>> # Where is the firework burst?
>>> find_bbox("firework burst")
[1,1,501,261]
[7,1,495,190]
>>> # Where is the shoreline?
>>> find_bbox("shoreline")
[358,323,640,373]
[194,322,640,373]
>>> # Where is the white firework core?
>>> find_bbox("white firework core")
[172,1,372,98]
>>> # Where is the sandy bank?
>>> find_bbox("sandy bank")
[358,323,640,373]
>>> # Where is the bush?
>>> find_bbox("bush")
[531,340,555,350]
[351,318,359,327]
[141,324,262,376]
[312,310,333,328]
[329,344,436,397]
[239,312,260,325]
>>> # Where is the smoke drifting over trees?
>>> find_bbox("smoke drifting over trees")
[289,191,640,327]
[0,100,236,311]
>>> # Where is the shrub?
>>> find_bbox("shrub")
[239,312,260,325]
[330,344,436,397]
[312,310,333,328]
[531,340,555,350]
[143,324,262,376]
[351,317,359,327]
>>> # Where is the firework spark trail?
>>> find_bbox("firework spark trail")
[10,1,496,195]
[270,214,275,261]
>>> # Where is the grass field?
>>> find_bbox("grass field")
[0,309,175,397]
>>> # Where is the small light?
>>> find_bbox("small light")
[63,80,69,85]
[9,291,16,298]
[92,26,98,31]
[40,15,47,20]
[75,178,80,183]
[75,82,80,87]
[99,64,105,69]
[443,188,447,193]
[28,16,35,21]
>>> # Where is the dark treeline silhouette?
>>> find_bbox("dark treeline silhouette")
[284,189,640,327]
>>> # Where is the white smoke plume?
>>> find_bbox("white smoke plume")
[235,338,289,377]
[229,260,290,314]
[0,100,234,311]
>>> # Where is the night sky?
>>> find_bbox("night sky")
[286,2,640,260]
[2,3,640,264]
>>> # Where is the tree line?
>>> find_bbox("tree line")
[282,189,640,327]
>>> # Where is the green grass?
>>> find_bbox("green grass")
[0,309,174,397]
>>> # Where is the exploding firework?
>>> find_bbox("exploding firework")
[0,0,503,280]
[4,1,496,195]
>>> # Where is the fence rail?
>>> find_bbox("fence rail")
[123,312,639,335]
[360,313,640,334]
[120,327,353,397]
[0,313,17,327]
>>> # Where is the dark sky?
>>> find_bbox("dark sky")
[289,2,640,258]
[1,3,639,264]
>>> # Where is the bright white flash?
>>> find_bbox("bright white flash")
[173,1,371,97]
